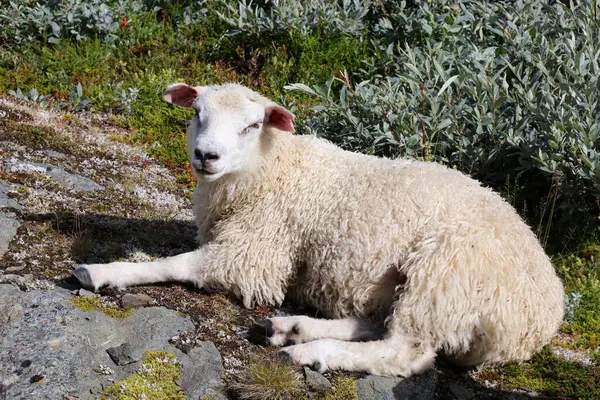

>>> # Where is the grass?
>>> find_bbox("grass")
[228,354,305,400]
[555,245,600,353]
[71,296,134,319]
[476,345,600,399]
[315,377,358,400]
[102,350,185,400]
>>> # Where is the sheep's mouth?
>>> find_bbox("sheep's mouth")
[195,168,217,175]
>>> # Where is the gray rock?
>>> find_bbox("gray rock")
[0,181,22,211]
[356,370,437,400]
[0,211,20,258]
[106,342,142,366]
[121,293,156,308]
[0,284,227,399]
[304,367,332,391]
[77,288,97,298]
[41,150,67,159]
[5,265,25,272]
[180,341,228,400]
[449,382,473,399]
[0,273,33,286]
[6,160,103,192]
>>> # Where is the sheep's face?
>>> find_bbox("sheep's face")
[163,83,295,182]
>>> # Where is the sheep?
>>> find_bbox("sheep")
[72,82,565,377]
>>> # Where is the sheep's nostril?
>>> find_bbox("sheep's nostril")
[204,151,220,161]
[194,149,220,162]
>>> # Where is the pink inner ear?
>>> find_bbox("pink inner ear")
[266,106,295,132]
[163,84,200,108]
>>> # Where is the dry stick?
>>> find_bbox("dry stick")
[419,84,428,161]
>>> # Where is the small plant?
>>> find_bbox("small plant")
[8,87,49,107]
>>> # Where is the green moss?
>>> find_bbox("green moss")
[71,297,134,319]
[102,350,185,400]
[0,114,77,155]
[485,346,600,398]
[314,377,358,400]
[555,244,600,351]
[228,355,305,400]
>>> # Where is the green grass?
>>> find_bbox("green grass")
[555,245,600,353]
[485,346,600,399]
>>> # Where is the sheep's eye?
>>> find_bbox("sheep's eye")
[241,122,261,135]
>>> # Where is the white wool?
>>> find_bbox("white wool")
[77,83,564,374]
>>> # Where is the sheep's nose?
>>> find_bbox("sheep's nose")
[194,149,220,162]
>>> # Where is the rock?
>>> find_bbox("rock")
[6,160,103,192]
[356,370,437,400]
[106,342,142,366]
[77,288,97,298]
[0,181,23,211]
[0,273,33,286]
[304,367,332,391]
[0,284,227,399]
[449,382,473,399]
[121,293,155,308]
[5,265,25,272]
[0,211,21,258]
[41,150,67,159]
[179,341,228,400]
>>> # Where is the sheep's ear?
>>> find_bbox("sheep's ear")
[265,104,296,132]
[163,83,203,108]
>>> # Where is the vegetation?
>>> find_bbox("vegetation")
[479,345,600,398]
[316,377,358,400]
[2,0,599,397]
[72,296,134,319]
[102,350,186,400]
[228,354,305,400]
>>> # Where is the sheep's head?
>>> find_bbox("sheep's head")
[163,83,295,182]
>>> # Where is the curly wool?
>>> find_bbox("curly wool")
[191,97,564,366]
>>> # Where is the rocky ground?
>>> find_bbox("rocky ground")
[0,97,573,399]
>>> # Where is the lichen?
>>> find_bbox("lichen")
[71,296,133,319]
[102,350,186,400]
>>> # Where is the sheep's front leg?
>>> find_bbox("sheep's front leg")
[248,316,383,346]
[279,337,436,377]
[72,250,203,291]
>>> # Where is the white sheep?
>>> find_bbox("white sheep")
[73,83,565,377]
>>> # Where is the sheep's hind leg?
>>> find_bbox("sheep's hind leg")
[247,316,384,346]
[72,251,200,291]
[279,337,436,377]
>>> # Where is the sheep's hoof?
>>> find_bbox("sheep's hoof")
[72,267,94,290]
[246,319,274,345]
[275,350,293,365]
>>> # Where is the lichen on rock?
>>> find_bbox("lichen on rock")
[102,350,186,400]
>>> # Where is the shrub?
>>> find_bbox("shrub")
[287,0,600,249]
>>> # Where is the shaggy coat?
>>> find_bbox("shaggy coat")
[74,83,565,376]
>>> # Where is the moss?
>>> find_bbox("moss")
[228,355,305,400]
[71,296,134,319]
[316,377,358,400]
[0,119,77,154]
[555,244,600,351]
[479,345,600,398]
[102,350,185,400]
